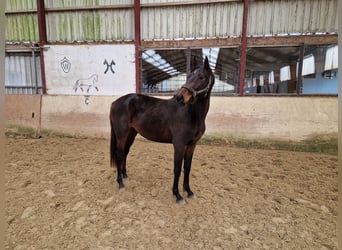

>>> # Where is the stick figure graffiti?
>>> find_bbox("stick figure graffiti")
[104,59,116,74]
[73,74,99,93]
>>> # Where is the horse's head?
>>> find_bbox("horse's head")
[175,56,214,105]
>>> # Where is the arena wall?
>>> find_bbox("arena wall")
[5,95,338,140]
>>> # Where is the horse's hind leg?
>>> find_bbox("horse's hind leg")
[114,129,137,189]
[122,129,137,179]
[115,149,125,189]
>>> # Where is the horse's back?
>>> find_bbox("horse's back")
[111,93,169,110]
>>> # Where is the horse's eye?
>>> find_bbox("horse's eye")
[199,76,205,80]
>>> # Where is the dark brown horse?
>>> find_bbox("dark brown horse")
[109,56,215,203]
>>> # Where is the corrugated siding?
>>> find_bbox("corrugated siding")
[6,14,39,42]
[5,0,38,42]
[46,9,134,42]
[5,0,36,11]
[248,0,338,36]
[45,0,134,42]
[44,0,133,8]
[5,0,338,43]
[5,53,43,94]
[141,2,243,40]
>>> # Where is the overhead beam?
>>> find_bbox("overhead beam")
[140,34,337,50]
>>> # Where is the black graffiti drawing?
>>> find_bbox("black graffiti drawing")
[60,57,71,73]
[73,74,99,93]
[104,59,116,74]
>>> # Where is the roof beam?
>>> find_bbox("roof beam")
[140,34,337,50]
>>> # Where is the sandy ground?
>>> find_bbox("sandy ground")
[5,137,338,249]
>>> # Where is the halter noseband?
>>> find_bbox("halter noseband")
[181,74,212,100]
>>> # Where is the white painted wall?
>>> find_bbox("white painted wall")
[44,44,136,95]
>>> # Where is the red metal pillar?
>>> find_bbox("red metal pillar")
[134,0,141,93]
[238,0,249,96]
[37,0,47,94]
[296,43,305,95]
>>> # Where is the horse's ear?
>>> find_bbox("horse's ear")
[204,56,210,69]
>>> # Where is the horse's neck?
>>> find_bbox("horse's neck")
[192,97,210,119]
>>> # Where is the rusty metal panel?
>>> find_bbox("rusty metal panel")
[247,0,338,36]
[141,2,243,40]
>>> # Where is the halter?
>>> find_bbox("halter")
[181,74,213,100]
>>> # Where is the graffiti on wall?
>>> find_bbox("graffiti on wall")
[44,45,136,95]
[73,74,99,93]
[60,57,71,73]
[104,59,116,74]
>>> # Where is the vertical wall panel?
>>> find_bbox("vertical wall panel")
[5,0,338,43]
[247,0,338,36]
[5,53,42,94]
[46,9,134,42]
[141,2,244,40]
[5,14,38,42]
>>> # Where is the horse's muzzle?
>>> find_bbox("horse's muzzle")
[176,93,184,103]
[176,88,193,105]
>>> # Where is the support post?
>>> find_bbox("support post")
[134,0,141,93]
[297,43,305,95]
[186,47,191,78]
[238,0,249,96]
[36,0,47,94]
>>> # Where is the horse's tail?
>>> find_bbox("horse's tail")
[110,119,116,168]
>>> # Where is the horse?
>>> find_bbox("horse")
[109,56,215,203]
[73,74,99,93]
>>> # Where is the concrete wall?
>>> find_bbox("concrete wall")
[5,95,42,130]
[5,95,338,140]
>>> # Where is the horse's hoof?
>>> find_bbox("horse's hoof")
[123,173,128,179]
[188,192,195,199]
[118,183,124,190]
[176,198,186,205]
[176,194,185,204]
[184,188,194,198]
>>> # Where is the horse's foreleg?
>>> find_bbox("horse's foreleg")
[172,146,185,203]
[183,144,196,198]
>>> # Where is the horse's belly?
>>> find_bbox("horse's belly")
[136,126,172,143]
